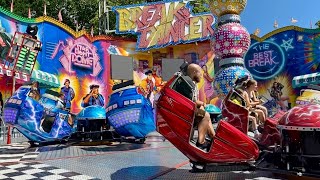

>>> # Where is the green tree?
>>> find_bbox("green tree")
[316,20,320,29]
[189,0,210,14]
[0,0,98,31]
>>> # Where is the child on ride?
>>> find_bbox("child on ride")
[242,80,267,125]
[234,88,261,139]
[251,89,268,120]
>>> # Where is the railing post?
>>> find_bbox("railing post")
[7,126,11,144]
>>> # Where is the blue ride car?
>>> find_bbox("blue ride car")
[3,86,73,143]
[106,86,155,139]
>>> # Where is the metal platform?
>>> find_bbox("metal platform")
[0,132,317,180]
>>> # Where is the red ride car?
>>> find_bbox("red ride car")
[155,72,259,171]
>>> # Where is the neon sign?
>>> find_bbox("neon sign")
[113,1,216,51]
[244,41,285,80]
[52,37,102,76]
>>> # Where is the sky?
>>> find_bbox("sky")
[240,0,320,36]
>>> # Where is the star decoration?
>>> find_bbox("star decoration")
[281,38,294,51]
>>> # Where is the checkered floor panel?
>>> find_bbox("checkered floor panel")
[0,143,38,163]
[0,162,99,180]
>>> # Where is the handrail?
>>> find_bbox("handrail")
[0,119,24,143]
[0,118,6,141]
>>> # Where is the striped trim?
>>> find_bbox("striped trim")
[292,73,320,88]
[251,25,320,42]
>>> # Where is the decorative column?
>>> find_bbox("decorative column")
[209,0,251,98]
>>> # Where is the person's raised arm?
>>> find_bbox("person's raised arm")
[243,91,251,109]
[243,91,259,108]
[204,73,214,82]
[251,91,262,104]
[82,93,92,105]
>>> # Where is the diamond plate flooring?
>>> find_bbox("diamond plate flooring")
[40,138,187,180]
[155,163,285,180]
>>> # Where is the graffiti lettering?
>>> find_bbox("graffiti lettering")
[113,1,215,50]
[71,54,93,68]
[71,44,94,69]
[52,37,102,76]
[248,51,279,67]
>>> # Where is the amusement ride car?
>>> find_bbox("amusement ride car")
[155,65,320,177]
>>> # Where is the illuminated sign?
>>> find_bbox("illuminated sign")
[52,37,102,76]
[113,1,216,51]
[244,41,285,80]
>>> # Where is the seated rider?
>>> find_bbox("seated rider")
[176,63,215,150]
[241,80,267,124]
[57,93,73,126]
[40,93,73,132]
[248,80,268,119]
[234,88,261,139]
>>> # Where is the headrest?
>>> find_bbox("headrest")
[234,75,249,86]
[179,61,189,75]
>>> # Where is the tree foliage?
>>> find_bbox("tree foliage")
[0,0,98,31]
[0,0,210,36]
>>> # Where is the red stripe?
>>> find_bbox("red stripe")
[147,160,189,180]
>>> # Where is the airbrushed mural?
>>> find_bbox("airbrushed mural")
[1,4,320,116]
[112,0,218,105]
[0,7,116,113]
[244,26,320,113]
[0,6,218,114]
[112,40,218,105]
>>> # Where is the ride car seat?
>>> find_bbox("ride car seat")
[170,74,213,151]
[222,89,250,134]
[171,75,195,101]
